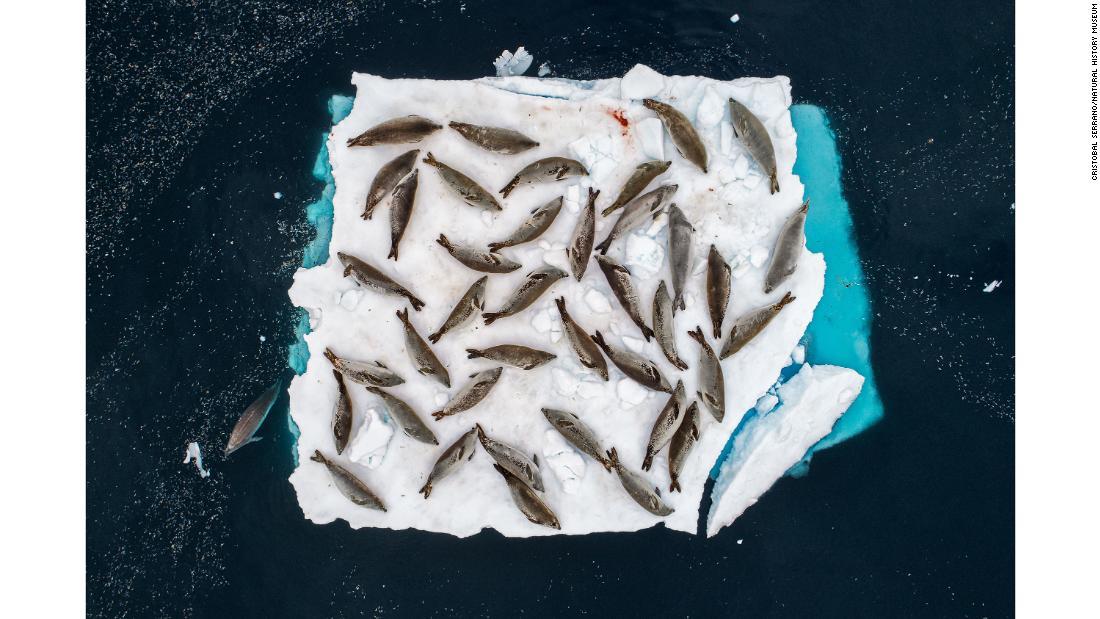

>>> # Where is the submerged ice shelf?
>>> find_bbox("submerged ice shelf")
[285,66,878,537]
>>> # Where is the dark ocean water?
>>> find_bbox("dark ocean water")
[87,1,1013,616]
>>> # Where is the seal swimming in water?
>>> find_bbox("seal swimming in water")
[224,374,287,456]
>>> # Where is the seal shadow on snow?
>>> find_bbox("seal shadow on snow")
[285,91,884,515]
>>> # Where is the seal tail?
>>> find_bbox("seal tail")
[362,201,376,220]
[554,296,568,318]
[430,410,447,421]
[769,173,780,194]
[675,293,686,312]
[687,326,707,346]
[641,452,654,471]
[640,324,655,342]
[775,292,796,309]
[428,331,444,344]
[466,348,485,360]
[422,151,441,168]
[499,176,520,198]
[590,330,608,352]
[405,294,425,312]
[482,312,503,325]
[436,234,451,250]
[594,235,612,255]
[669,478,681,493]
[487,241,505,253]
[309,450,326,464]
[419,481,432,499]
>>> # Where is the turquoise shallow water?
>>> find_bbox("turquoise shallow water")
[287,95,883,481]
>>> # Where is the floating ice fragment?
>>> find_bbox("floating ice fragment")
[542,430,586,494]
[584,288,612,313]
[273,192,283,199]
[730,14,740,24]
[538,62,551,77]
[636,117,665,160]
[494,47,534,77]
[617,379,650,408]
[791,344,806,365]
[348,409,393,469]
[183,442,210,478]
[259,335,267,343]
[982,280,1002,293]
[306,306,322,330]
[749,245,770,268]
[620,64,666,99]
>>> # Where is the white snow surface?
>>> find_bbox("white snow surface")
[707,364,864,536]
[287,66,848,537]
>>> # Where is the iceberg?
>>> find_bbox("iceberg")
[286,66,871,537]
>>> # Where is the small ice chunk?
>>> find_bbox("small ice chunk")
[749,245,769,268]
[569,133,619,183]
[259,335,266,343]
[339,289,361,311]
[791,345,806,365]
[553,368,580,396]
[636,117,665,160]
[584,288,612,313]
[717,166,737,185]
[617,379,650,408]
[542,430,586,494]
[731,155,750,179]
[537,62,551,77]
[564,184,582,213]
[755,393,779,414]
[982,280,1002,293]
[183,442,210,478]
[743,171,763,190]
[576,380,604,400]
[480,210,494,227]
[730,255,751,279]
[348,409,393,469]
[620,64,666,99]
[624,233,665,278]
[549,327,563,343]
[543,249,570,271]
[494,47,533,77]
[696,87,726,127]
[622,336,645,353]
[730,14,740,24]
[273,192,283,200]
[306,306,322,330]
[645,215,668,237]
[532,308,555,333]
[721,122,734,155]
